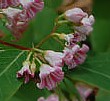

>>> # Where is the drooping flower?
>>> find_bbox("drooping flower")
[65,8,87,23]
[20,0,44,19]
[6,12,28,39]
[76,83,93,101]
[74,15,95,35]
[37,64,64,90]
[3,7,28,39]
[16,61,34,83]
[63,44,89,69]
[44,50,64,67]
[37,94,59,101]
[1,0,44,39]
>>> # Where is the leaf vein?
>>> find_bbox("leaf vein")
[0,51,24,77]
[82,67,110,79]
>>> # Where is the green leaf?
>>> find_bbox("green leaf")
[93,0,110,19]
[60,78,81,101]
[44,0,63,9]
[91,0,110,52]
[31,7,63,51]
[0,45,27,101]
[68,53,110,92]
[96,90,110,101]
[32,7,57,44]
[91,19,110,52]
[0,20,11,35]
[9,82,50,101]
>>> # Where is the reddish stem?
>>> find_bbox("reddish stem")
[0,40,31,50]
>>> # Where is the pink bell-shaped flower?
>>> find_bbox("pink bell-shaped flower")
[20,0,44,19]
[63,44,89,69]
[17,61,34,83]
[74,15,95,35]
[44,50,64,67]
[37,64,64,90]
[65,8,87,23]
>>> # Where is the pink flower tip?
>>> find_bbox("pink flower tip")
[65,8,87,23]
[74,15,95,35]
[16,61,34,84]
[37,94,59,101]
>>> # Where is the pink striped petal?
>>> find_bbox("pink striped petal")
[0,0,20,9]
[37,64,64,90]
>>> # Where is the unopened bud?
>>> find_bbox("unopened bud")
[31,62,36,74]
[56,33,66,40]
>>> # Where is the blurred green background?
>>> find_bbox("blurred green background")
[92,0,110,52]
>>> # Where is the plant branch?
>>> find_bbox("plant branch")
[36,25,59,48]
[35,34,54,48]
[53,37,64,47]
[0,40,31,50]
[35,14,68,48]
[36,16,60,48]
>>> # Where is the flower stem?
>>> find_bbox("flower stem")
[26,52,33,61]
[35,14,61,48]
[56,20,70,25]
[33,48,44,53]
[53,37,64,47]
[57,14,64,20]
[35,14,66,48]
[65,74,77,84]
[35,31,56,48]
[36,57,42,65]
[0,40,31,50]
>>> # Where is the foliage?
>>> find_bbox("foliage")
[0,0,110,101]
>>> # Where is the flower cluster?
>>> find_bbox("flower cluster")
[16,7,94,91]
[16,45,89,90]
[64,8,95,41]
[0,0,44,39]
[0,1,96,100]
[17,52,36,83]
[17,50,65,90]
[16,8,94,101]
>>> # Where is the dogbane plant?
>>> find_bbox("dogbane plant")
[0,1,95,101]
